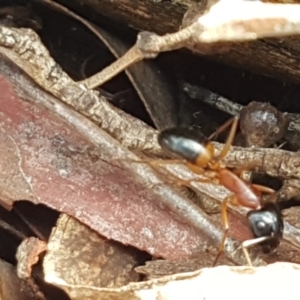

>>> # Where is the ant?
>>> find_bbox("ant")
[157,116,284,266]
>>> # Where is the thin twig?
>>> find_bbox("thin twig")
[183,82,300,133]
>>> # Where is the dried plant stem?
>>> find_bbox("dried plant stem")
[183,83,300,133]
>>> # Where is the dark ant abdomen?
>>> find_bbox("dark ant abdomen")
[158,128,208,163]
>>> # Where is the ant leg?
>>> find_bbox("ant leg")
[208,116,239,141]
[230,159,269,181]
[122,158,185,167]
[213,196,232,266]
[216,116,239,161]
[210,117,239,164]
[251,184,277,202]
[186,162,205,175]
[175,176,216,188]
[132,159,214,187]
[176,164,219,187]
[241,236,272,266]
[251,184,275,194]
[148,159,185,167]
[252,184,278,203]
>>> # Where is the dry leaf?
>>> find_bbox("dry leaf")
[44,261,300,300]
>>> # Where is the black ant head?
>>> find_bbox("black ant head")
[247,202,283,253]
[158,128,211,164]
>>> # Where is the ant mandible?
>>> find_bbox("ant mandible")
[158,116,283,266]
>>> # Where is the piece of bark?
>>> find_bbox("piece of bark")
[44,262,300,300]
[135,256,234,280]
[45,214,143,288]
[55,0,300,83]
[16,237,47,279]
[0,259,45,300]
[55,0,189,35]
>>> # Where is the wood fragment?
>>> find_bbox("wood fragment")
[59,0,300,83]
[16,237,47,279]
[44,262,300,300]
[0,259,45,300]
[81,1,300,89]
[45,214,142,288]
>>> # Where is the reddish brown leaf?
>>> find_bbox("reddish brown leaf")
[0,74,206,259]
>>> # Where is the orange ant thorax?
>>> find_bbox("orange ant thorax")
[218,168,261,209]
[195,142,215,167]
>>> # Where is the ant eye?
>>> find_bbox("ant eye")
[256,221,266,231]
[247,207,282,238]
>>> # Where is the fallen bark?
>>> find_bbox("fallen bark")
[56,0,300,83]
